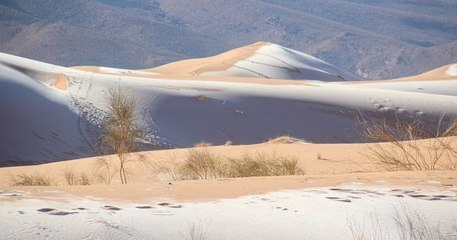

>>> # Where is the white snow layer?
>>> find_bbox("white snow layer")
[0,185,456,240]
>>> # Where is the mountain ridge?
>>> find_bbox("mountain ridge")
[0,0,456,79]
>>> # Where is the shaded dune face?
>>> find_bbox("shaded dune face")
[0,63,98,166]
[150,94,359,145]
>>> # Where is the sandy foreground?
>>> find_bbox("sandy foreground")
[0,142,456,201]
[1,143,456,239]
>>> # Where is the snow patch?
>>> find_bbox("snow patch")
[446,64,457,76]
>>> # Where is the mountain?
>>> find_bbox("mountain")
[0,0,456,79]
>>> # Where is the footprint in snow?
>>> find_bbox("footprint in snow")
[325,196,352,203]
[103,206,122,211]
[37,208,55,213]
[37,208,77,216]
[48,211,77,216]
[136,206,153,209]
[158,202,183,208]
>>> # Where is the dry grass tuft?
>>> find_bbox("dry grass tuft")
[62,168,77,186]
[62,168,92,186]
[194,141,213,148]
[151,148,304,180]
[93,158,118,185]
[347,204,453,240]
[179,148,222,180]
[359,115,457,171]
[187,221,209,240]
[10,172,54,186]
[78,173,91,185]
[225,152,304,178]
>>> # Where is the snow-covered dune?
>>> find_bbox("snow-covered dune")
[341,64,457,96]
[150,42,363,81]
[1,51,457,165]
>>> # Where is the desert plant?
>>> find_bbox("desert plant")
[62,168,77,185]
[194,141,212,148]
[226,152,303,177]
[61,168,93,185]
[78,173,91,185]
[179,147,222,180]
[152,148,304,180]
[186,221,209,240]
[10,172,53,186]
[93,157,118,184]
[347,205,453,240]
[358,114,457,171]
[100,87,145,184]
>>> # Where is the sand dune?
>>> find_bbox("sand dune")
[149,42,363,81]
[1,47,457,165]
[342,64,457,96]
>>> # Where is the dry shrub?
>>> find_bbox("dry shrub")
[347,205,453,240]
[63,168,77,186]
[62,168,93,186]
[78,173,91,185]
[100,87,145,184]
[393,206,452,240]
[359,115,457,171]
[152,148,304,180]
[93,157,118,185]
[224,140,233,146]
[10,172,53,186]
[225,152,304,178]
[187,221,209,240]
[194,141,212,148]
[177,148,222,180]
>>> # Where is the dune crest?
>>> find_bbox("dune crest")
[149,42,363,81]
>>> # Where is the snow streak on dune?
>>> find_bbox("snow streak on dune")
[151,42,363,81]
[447,64,457,77]
[0,45,456,165]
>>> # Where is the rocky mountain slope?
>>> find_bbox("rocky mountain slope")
[0,0,456,79]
